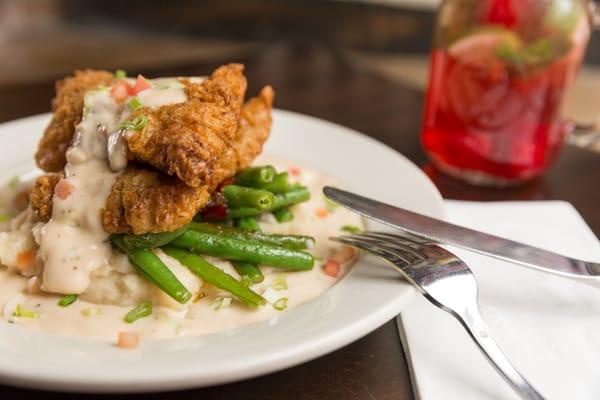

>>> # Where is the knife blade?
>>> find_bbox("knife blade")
[323,186,600,280]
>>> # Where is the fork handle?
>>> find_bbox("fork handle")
[458,306,546,400]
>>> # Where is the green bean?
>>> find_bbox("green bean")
[235,216,260,231]
[227,186,310,218]
[58,294,77,307]
[235,166,276,188]
[111,236,191,304]
[262,172,292,193]
[121,225,189,251]
[233,218,263,282]
[272,207,294,223]
[232,261,264,283]
[171,230,314,270]
[189,222,314,250]
[162,247,266,307]
[223,185,275,210]
[124,300,152,323]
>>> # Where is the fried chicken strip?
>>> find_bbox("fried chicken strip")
[101,167,211,234]
[35,70,115,172]
[234,86,274,169]
[125,64,247,188]
[29,173,62,222]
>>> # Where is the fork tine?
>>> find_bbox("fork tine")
[333,236,417,266]
[362,231,433,246]
[335,234,423,264]
[357,232,429,257]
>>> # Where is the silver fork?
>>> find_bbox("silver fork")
[333,231,546,400]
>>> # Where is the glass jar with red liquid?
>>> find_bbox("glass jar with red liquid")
[422,0,592,186]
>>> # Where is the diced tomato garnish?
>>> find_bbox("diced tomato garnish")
[110,81,133,102]
[133,74,152,94]
[315,208,328,218]
[324,260,340,277]
[117,331,140,349]
[288,166,301,177]
[201,204,228,220]
[16,249,36,269]
[54,179,74,200]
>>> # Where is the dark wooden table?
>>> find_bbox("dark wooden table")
[0,41,598,400]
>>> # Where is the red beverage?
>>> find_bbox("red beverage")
[422,0,590,185]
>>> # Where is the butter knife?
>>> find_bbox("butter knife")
[323,186,600,282]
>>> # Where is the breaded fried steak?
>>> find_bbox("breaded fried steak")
[30,65,274,234]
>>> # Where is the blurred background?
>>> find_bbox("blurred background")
[1,0,599,152]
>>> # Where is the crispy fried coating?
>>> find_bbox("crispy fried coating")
[101,167,211,234]
[32,65,274,234]
[35,70,114,172]
[234,86,274,169]
[125,64,247,188]
[101,87,274,234]
[29,173,62,222]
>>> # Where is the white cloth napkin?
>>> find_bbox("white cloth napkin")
[400,200,600,400]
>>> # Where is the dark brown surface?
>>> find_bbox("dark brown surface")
[0,40,598,399]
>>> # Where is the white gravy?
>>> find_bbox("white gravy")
[37,81,188,295]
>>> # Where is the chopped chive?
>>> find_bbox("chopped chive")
[115,69,127,79]
[58,294,77,307]
[240,275,253,287]
[273,297,288,311]
[341,225,362,234]
[128,97,142,110]
[270,274,288,291]
[212,297,232,310]
[81,307,101,317]
[124,300,152,323]
[324,196,339,212]
[8,176,19,188]
[13,304,39,319]
[119,115,148,131]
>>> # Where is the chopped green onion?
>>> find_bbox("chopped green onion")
[128,97,142,110]
[81,307,101,317]
[119,115,148,131]
[212,297,232,310]
[0,214,10,223]
[124,300,152,323]
[58,294,77,307]
[115,69,127,79]
[8,176,19,188]
[273,297,288,311]
[324,196,339,212]
[240,275,253,287]
[13,304,39,319]
[270,274,288,291]
[341,225,362,234]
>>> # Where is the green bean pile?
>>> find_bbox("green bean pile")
[110,166,314,310]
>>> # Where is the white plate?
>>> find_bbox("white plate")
[0,110,444,392]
